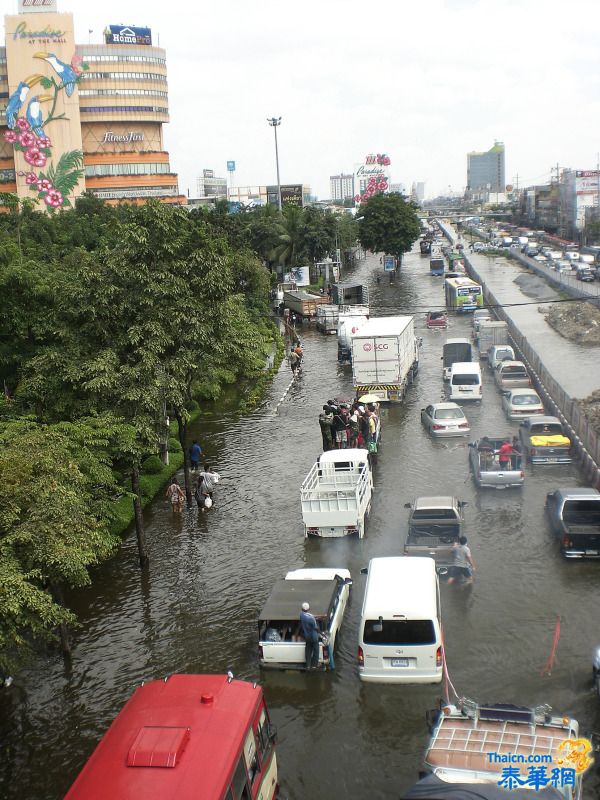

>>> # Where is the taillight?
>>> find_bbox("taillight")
[458,422,470,428]
[432,424,445,430]
[478,386,482,395]
[307,527,319,534]
[358,646,364,666]
[563,536,573,549]
[520,471,524,478]
[258,645,263,658]
[436,646,443,668]
[346,526,358,533]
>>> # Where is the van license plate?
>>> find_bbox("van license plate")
[391,658,409,667]
[546,458,557,463]
[586,550,599,556]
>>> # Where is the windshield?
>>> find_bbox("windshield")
[501,367,528,377]
[435,408,464,420]
[512,394,540,406]
[363,619,436,645]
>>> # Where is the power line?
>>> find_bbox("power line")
[365,296,594,313]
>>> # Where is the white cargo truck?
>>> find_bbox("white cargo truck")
[351,316,419,402]
[477,320,508,358]
[316,304,339,334]
[300,449,373,538]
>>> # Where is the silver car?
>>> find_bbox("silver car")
[502,388,544,421]
[421,402,470,437]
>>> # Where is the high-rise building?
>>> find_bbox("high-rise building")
[0,6,184,208]
[467,142,505,193]
[196,169,227,199]
[329,173,354,202]
[415,182,425,202]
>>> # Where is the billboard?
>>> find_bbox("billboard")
[383,255,396,272]
[575,171,600,195]
[267,184,304,207]
[284,266,310,286]
[226,160,236,172]
[105,25,152,45]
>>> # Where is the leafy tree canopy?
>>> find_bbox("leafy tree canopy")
[357,193,421,260]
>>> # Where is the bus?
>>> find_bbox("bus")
[444,276,483,313]
[64,674,278,800]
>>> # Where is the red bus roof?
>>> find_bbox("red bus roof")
[65,674,265,800]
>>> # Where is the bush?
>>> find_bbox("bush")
[168,436,182,452]
[141,455,164,474]
[188,399,200,411]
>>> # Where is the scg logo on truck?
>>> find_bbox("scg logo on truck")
[363,343,389,351]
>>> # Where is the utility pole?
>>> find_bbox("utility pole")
[267,117,282,211]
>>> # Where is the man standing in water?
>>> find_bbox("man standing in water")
[299,601,320,670]
[447,536,476,586]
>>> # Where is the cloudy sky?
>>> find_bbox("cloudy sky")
[6,0,600,199]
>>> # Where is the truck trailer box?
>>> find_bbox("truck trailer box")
[351,316,417,400]
[332,283,369,306]
[477,320,508,358]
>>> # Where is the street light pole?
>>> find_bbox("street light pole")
[267,117,282,211]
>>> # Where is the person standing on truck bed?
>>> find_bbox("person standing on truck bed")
[332,406,349,449]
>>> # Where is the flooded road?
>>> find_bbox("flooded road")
[2,247,600,799]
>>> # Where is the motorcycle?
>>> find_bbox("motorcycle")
[593,646,600,698]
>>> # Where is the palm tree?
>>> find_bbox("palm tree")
[269,205,303,268]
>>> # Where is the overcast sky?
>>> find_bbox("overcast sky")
[6,0,600,199]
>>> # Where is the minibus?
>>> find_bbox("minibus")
[448,361,482,401]
[358,557,442,684]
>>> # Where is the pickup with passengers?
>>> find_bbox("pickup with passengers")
[545,487,600,558]
[519,416,572,464]
[258,567,352,670]
[300,448,373,538]
[468,438,524,489]
[403,496,466,571]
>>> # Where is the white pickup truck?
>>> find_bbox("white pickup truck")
[258,567,352,670]
[300,449,373,538]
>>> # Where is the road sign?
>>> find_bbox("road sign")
[383,255,396,272]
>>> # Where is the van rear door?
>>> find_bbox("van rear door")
[361,618,442,682]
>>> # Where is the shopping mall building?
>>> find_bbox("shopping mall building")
[0,1,184,207]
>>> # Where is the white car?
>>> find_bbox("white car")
[258,567,352,670]
[488,344,515,372]
[421,402,470,437]
[502,388,544,420]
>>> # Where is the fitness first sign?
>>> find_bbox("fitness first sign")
[18,0,57,12]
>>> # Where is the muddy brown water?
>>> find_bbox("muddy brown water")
[2,248,600,799]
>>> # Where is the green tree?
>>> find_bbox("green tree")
[357,193,421,263]
[0,415,123,671]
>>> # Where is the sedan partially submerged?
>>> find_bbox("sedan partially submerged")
[502,388,544,420]
[421,402,470,437]
[258,568,352,670]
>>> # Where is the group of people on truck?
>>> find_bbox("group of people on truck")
[318,399,380,454]
[477,436,522,469]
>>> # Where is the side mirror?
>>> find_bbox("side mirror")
[344,578,353,586]
[360,567,368,575]
[404,502,411,508]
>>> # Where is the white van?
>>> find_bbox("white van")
[449,362,482,402]
[358,557,442,684]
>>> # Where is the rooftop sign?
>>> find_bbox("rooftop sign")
[104,25,152,46]
[19,0,57,13]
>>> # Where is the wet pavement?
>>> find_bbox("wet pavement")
[2,247,600,799]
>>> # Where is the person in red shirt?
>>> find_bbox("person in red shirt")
[498,439,514,469]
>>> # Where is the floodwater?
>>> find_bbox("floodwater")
[2,247,600,800]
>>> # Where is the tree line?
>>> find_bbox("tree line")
[0,194,361,675]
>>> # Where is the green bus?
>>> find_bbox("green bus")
[444,276,483,313]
